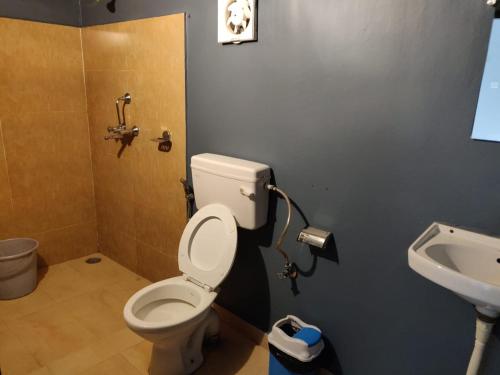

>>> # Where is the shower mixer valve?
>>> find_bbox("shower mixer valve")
[105,93,140,140]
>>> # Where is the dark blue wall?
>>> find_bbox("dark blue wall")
[81,2,500,374]
[4,0,500,373]
[0,0,80,26]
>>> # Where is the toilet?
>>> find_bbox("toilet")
[123,153,271,375]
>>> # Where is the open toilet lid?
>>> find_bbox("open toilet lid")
[178,203,237,290]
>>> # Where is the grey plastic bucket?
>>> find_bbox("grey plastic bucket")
[0,238,38,300]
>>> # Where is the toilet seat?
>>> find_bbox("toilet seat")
[178,203,237,291]
[124,204,237,332]
[124,276,217,332]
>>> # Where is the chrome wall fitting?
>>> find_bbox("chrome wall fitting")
[105,93,140,140]
[105,126,140,140]
[151,130,173,152]
[297,227,332,249]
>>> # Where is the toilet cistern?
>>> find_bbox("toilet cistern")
[124,153,271,375]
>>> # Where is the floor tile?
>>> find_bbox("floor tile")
[0,254,271,375]
[102,277,151,308]
[35,263,100,302]
[46,346,100,375]
[26,367,52,375]
[79,354,143,375]
[66,253,140,287]
[0,286,54,321]
[8,304,97,365]
[45,329,142,375]
[0,320,44,375]
[58,287,127,336]
[196,323,269,375]
[121,341,152,375]
[89,328,144,362]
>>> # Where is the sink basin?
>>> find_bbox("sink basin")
[409,223,500,318]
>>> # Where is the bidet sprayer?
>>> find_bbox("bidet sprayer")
[266,184,298,280]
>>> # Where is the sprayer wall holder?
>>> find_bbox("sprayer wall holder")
[297,227,332,249]
[151,130,172,152]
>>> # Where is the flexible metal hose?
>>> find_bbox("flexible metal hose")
[267,184,297,278]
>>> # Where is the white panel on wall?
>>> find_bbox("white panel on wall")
[218,0,257,44]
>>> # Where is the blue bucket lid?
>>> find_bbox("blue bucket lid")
[293,327,322,347]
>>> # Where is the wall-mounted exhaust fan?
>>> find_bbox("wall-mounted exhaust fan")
[218,0,257,44]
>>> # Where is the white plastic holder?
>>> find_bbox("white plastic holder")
[268,315,324,363]
[218,0,257,44]
[487,0,497,6]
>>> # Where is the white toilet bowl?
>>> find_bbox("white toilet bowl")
[123,204,238,375]
[124,276,219,375]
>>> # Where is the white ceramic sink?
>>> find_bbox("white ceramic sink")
[409,223,500,318]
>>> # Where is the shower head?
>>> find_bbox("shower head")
[106,0,116,13]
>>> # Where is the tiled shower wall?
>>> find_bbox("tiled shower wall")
[0,14,186,278]
[0,18,97,266]
[82,14,187,281]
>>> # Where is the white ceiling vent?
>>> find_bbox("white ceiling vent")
[218,0,257,44]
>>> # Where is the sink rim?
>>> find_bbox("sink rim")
[408,222,500,316]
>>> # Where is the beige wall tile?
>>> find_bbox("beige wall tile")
[0,67,51,113]
[98,225,138,272]
[95,186,136,235]
[0,19,86,114]
[84,14,186,280]
[35,222,97,267]
[82,24,131,71]
[2,111,93,198]
[0,121,13,237]
[2,14,186,277]
[137,240,180,282]
[134,202,176,253]
[0,17,85,70]
[0,18,97,266]
[92,150,136,199]
[125,14,185,72]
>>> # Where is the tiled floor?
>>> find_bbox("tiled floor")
[0,254,268,375]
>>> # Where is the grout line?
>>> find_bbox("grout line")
[79,26,100,251]
[84,69,134,72]
[29,220,97,237]
[0,120,14,210]
[3,110,90,115]
[119,351,147,374]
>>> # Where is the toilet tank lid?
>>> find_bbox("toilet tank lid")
[191,154,271,182]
